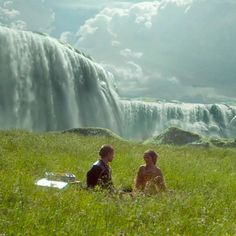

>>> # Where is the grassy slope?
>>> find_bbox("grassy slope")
[0,130,236,235]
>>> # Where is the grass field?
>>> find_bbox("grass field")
[0,130,236,235]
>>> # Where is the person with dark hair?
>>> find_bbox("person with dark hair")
[134,150,167,194]
[86,144,115,190]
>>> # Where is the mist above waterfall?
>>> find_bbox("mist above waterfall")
[0,26,236,140]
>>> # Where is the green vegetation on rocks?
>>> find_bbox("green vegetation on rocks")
[144,127,202,146]
[210,138,236,148]
[62,127,124,140]
[144,127,236,148]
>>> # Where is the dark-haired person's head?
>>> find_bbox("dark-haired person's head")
[143,150,159,165]
[99,144,115,162]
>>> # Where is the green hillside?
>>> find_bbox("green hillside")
[0,130,236,235]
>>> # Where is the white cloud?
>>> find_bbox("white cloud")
[0,6,19,19]
[0,0,55,33]
[48,0,133,10]
[59,31,77,45]
[10,19,26,30]
[0,0,235,103]
[75,0,236,102]
[3,1,13,8]
[120,48,143,59]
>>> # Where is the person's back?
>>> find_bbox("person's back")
[86,144,115,190]
[87,159,113,188]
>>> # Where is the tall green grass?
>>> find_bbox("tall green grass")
[0,130,236,235]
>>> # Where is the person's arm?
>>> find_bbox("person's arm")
[86,165,102,188]
[154,168,167,191]
[134,166,145,191]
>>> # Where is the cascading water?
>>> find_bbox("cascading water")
[0,26,122,134]
[0,26,236,140]
[120,101,236,140]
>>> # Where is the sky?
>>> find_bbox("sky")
[0,0,235,103]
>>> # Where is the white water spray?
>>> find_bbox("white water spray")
[0,26,235,140]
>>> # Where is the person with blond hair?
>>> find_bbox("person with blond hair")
[134,150,167,194]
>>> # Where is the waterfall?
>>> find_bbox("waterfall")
[0,26,236,140]
[120,101,236,140]
[0,26,122,134]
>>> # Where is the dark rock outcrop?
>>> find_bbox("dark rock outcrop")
[144,127,202,146]
[62,127,123,140]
